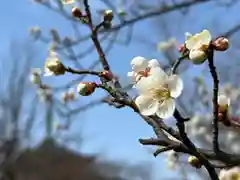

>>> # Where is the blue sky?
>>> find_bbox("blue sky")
[1,0,240,179]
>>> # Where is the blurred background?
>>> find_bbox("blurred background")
[0,0,240,180]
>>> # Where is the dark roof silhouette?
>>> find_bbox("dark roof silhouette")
[8,139,151,180]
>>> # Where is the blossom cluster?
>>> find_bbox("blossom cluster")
[29,1,238,178]
[128,56,183,119]
[127,29,230,120]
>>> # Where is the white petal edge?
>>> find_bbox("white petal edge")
[135,77,154,95]
[127,71,137,84]
[189,49,207,64]
[198,29,211,45]
[156,98,175,119]
[130,56,148,72]
[185,36,198,50]
[135,95,158,116]
[167,75,183,98]
[148,59,160,68]
[185,32,192,40]
[149,67,168,84]
[218,94,230,106]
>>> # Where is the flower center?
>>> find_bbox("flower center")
[135,68,151,82]
[199,44,209,52]
[138,68,150,77]
[231,173,240,180]
[153,87,171,102]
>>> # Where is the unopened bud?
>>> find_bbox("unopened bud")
[179,44,186,53]
[72,7,82,18]
[100,70,113,81]
[44,51,65,76]
[104,10,114,22]
[218,94,230,113]
[189,49,207,65]
[218,112,231,126]
[212,37,229,51]
[188,156,202,169]
[77,82,97,96]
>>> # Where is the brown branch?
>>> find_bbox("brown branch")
[65,67,100,76]
[207,46,220,152]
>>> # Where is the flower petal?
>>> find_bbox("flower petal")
[127,71,134,77]
[189,49,207,64]
[135,76,154,94]
[185,32,192,40]
[167,75,183,98]
[185,36,199,50]
[135,95,158,116]
[130,56,148,72]
[148,59,160,68]
[198,29,211,45]
[156,98,175,119]
[150,67,168,84]
[185,29,211,50]
[127,71,138,84]
[218,94,230,106]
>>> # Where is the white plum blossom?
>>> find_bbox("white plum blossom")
[185,29,212,64]
[219,166,240,180]
[128,56,160,85]
[135,67,183,119]
[44,51,65,76]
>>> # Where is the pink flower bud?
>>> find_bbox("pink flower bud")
[77,82,97,96]
[100,70,114,81]
[212,37,229,51]
[178,44,185,53]
[72,7,82,18]
[188,156,202,169]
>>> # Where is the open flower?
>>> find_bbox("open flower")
[185,29,211,64]
[44,51,65,76]
[128,56,160,85]
[135,67,183,119]
[219,166,240,180]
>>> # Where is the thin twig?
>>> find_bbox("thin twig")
[171,54,188,74]
[207,46,220,152]
[153,145,177,157]
[65,67,100,76]
[175,121,219,180]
